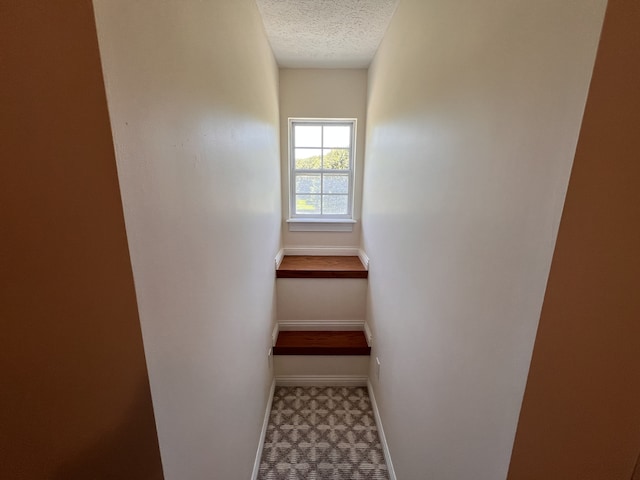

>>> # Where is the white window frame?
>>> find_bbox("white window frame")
[288,118,356,224]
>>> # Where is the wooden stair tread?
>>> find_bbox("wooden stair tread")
[273,331,371,356]
[276,256,368,279]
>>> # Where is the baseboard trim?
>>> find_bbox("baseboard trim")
[278,320,365,331]
[275,375,368,386]
[367,380,396,480]
[251,379,276,480]
[282,246,360,256]
[275,249,285,269]
[358,249,370,270]
[363,322,373,346]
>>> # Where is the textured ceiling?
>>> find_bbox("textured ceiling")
[255,0,399,68]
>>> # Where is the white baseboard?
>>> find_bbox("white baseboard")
[275,249,285,268]
[282,246,361,256]
[367,380,396,480]
[363,322,373,346]
[277,319,365,331]
[251,379,276,480]
[358,249,370,270]
[275,375,368,386]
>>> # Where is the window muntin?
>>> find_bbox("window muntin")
[289,119,355,218]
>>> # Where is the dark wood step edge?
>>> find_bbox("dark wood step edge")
[276,255,368,279]
[273,331,371,356]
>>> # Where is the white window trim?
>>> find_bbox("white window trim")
[286,218,356,232]
[288,118,357,231]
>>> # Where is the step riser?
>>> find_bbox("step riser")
[277,278,367,320]
[275,376,368,387]
[274,355,370,377]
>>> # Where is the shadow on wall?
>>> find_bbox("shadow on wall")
[53,380,164,480]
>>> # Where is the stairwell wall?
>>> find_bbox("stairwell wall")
[508,0,640,477]
[1,2,163,478]
[279,69,367,247]
[361,0,607,478]
[92,1,281,479]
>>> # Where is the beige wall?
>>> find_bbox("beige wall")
[277,278,367,320]
[508,0,640,477]
[279,69,367,247]
[0,1,163,479]
[361,0,606,478]
[92,1,281,479]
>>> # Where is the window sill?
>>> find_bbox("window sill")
[286,218,356,232]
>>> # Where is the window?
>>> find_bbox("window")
[289,119,356,220]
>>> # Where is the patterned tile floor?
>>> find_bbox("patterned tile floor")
[258,386,390,480]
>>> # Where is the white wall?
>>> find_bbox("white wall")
[92,1,280,479]
[279,69,367,247]
[277,278,366,320]
[362,0,607,479]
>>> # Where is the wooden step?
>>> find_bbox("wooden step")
[273,331,371,356]
[276,255,368,279]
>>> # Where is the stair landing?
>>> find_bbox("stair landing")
[273,331,371,356]
[276,255,367,279]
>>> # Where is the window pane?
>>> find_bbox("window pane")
[296,195,321,215]
[323,174,348,194]
[322,195,348,215]
[323,125,351,148]
[296,175,321,194]
[295,149,322,170]
[323,149,349,170]
[294,125,321,147]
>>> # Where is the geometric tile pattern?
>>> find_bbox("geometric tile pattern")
[258,386,389,480]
